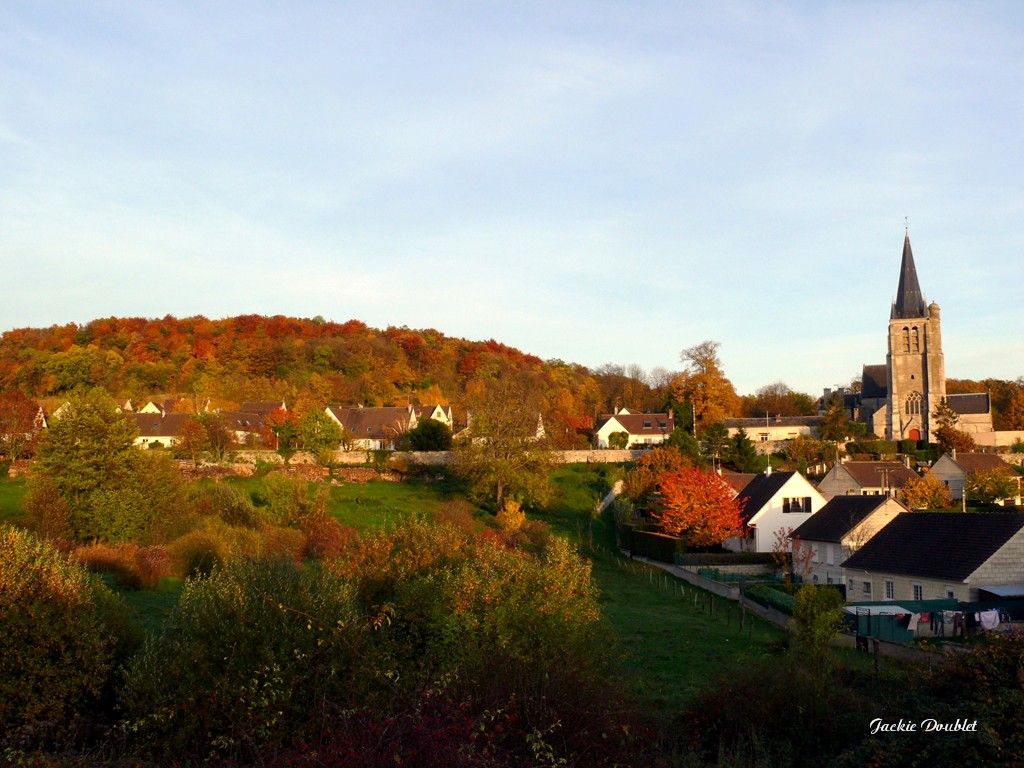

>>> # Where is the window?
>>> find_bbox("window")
[783,497,812,513]
[945,586,955,600]
[758,433,770,442]
[863,581,872,597]
[901,326,910,352]
[905,391,922,416]
[912,583,923,601]
[911,326,920,352]
[885,579,894,600]
[848,579,855,593]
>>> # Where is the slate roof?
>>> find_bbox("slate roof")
[735,471,796,522]
[861,365,889,399]
[836,461,918,490]
[132,413,191,438]
[841,512,1024,581]
[219,411,267,432]
[723,416,822,429]
[791,496,898,543]
[891,232,928,320]
[946,392,990,416]
[327,406,413,440]
[240,401,286,416]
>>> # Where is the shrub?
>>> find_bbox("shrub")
[297,512,356,560]
[0,526,134,741]
[259,523,309,562]
[119,557,361,762]
[186,482,262,528]
[168,526,232,577]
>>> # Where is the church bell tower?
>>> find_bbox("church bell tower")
[885,231,945,442]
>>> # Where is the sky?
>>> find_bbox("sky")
[3,1,1023,397]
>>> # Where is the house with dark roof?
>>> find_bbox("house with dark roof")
[930,452,1021,505]
[593,408,674,449]
[239,400,287,417]
[790,495,905,587]
[132,413,192,449]
[842,512,1024,602]
[723,468,826,553]
[816,460,919,501]
[218,411,270,447]
[325,405,415,450]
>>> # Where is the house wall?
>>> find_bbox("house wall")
[816,465,859,500]
[842,568,968,603]
[929,455,967,500]
[746,474,826,553]
[800,502,903,586]
[968,529,1024,597]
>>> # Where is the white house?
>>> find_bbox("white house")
[594,408,674,449]
[723,468,827,553]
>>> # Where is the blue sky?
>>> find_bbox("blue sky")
[3,1,1023,396]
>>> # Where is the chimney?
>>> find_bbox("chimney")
[951,448,956,460]
[764,464,772,476]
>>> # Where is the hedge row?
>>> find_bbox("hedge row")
[677,552,775,566]
[744,583,797,615]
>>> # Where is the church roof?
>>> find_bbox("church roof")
[861,364,889,398]
[890,232,928,320]
[947,392,990,416]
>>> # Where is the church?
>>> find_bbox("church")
[849,232,993,441]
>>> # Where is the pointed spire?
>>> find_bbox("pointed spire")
[891,229,928,319]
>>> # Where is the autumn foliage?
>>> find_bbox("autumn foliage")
[653,466,744,547]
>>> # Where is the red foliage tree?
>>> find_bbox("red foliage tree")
[653,467,744,548]
[0,389,42,462]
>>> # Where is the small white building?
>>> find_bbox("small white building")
[724,468,827,553]
[593,408,674,449]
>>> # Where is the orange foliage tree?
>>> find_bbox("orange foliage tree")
[653,467,744,548]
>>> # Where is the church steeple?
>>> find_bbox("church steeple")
[891,230,928,319]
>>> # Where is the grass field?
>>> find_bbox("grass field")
[538,464,786,710]
[0,476,26,524]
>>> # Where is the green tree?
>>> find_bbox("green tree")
[404,417,453,451]
[300,410,344,477]
[966,469,1021,506]
[454,376,552,512]
[607,430,629,449]
[28,389,182,543]
[789,584,844,671]
[819,391,855,441]
[730,427,765,473]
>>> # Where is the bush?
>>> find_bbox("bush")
[168,525,232,577]
[186,481,262,528]
[119,557,362,762]
[0,526,134,741]
[744,583,796,614]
